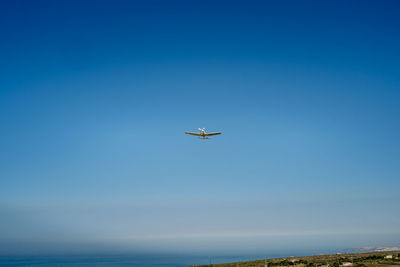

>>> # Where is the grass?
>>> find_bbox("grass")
[189,251,400,267]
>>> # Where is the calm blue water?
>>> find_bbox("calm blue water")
[0,249,345,266]
[0,254,268,267]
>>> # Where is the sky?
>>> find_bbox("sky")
[0,0,400,256]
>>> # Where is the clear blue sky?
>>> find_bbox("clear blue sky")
[1,0,399,255]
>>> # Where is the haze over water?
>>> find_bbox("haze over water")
[1,0,399,264]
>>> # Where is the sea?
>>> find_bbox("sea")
[0,254,266,267]
[0,249,344,267]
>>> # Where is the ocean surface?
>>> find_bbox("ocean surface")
[0,254,268,267]
[0,250,343,267]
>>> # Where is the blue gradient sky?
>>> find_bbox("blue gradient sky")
[1,0,400,255]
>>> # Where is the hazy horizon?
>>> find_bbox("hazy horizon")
[1,0,399,256]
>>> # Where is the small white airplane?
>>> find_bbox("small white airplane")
[185,128,222,139]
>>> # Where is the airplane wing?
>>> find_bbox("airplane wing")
[205,132,222,136]
[185,132,201,136]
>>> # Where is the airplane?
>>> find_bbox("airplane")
[185,128,222,139]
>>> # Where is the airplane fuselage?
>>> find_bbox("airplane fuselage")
[199,129,208,139]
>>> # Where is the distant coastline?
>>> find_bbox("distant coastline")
[344,247,400,253]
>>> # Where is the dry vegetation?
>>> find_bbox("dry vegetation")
[190,251,400,267]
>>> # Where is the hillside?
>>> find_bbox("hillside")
[191,251,400,267]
